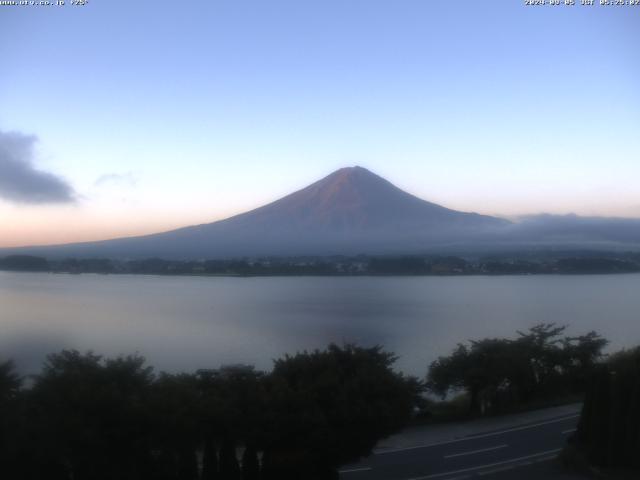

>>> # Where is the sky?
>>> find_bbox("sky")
[1,0,639,247]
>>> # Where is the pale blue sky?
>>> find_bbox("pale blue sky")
[1,1,639,246]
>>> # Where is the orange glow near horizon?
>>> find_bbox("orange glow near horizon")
[0,207,232,249]
[0,218,181,248]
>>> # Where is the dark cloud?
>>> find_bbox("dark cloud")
[0,130,75,204]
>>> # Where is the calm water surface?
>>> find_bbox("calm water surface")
[1,272,639,375]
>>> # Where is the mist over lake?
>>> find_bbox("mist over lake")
[2,271,639,376]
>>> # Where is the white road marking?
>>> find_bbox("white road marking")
[339,466,372,474]
[405,448,563,480]
[562,428,576,434]
[377,414,579,455]
[444,444,508,459]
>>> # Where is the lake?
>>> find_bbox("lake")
[1,272,639,376]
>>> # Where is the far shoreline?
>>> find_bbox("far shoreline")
[3,269,640,279]
[2,251,640,277]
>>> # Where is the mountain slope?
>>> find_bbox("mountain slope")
[205,166,506,233]
[4,166,511,259]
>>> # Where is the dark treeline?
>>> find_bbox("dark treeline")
[572,347,640,471]
[2,252,640,276]
[0,255,50,272]
[0,329,631,478]
[0,344,420,480]
[426,324,608,415]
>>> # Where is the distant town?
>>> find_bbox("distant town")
[2,251,640,276]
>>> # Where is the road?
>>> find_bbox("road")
[339,406,584,480]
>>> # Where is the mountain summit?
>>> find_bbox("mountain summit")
[225,166,507,233]
[8,167,511,259]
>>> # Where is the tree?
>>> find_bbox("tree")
[515,323,567,394]
[574,347,640,470]
[27,350,155,480]
[427,325,608,415]
[196,365,266,480]
[0,343,422,479]
[0,360,21,403]
[0,361,23,478]
[147,372,201,480]
[427,339,526,414]
[241,444,260,480]
[560,331,608,392]
[261,344,421,479]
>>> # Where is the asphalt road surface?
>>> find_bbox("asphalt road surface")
[339,410,582,480]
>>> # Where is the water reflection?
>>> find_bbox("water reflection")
[1,272,639,375]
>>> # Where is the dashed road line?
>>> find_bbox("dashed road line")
[444,444,508,459]
[339,466,372,474]
[376,414,579,455]
[405,448,563,480]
